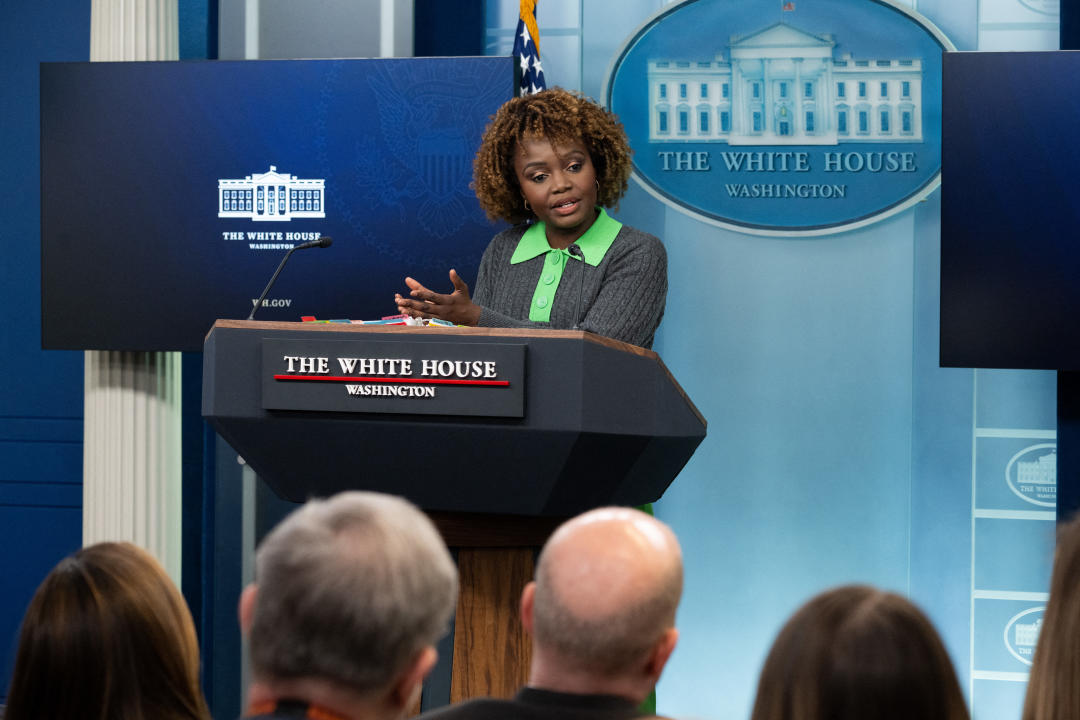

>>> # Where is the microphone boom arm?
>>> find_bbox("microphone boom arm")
[247,236,332,321]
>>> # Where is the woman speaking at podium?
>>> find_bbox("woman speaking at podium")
[395,88,667,349]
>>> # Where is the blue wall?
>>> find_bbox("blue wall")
[641,188,920,720]
[4,3,1062,719]
[180,0,217,60]
[2,0,221,702]
[482,0,1060,718]
[0,0,90,702]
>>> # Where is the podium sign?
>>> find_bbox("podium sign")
[262,338,526,417]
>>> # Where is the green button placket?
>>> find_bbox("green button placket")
[528,249,577,322]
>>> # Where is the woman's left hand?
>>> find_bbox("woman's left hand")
[395,269,482,326]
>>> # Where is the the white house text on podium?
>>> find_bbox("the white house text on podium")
[218,166,326,222]
[648,23,924,146]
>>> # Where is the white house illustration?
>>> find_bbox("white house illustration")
[1015,618,1042,647]
[1017,451,1056,486]
[647,23,924,146]
[218,166,326,222]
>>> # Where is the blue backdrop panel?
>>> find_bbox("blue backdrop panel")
[976,370,1058,430]
[973,518,1055,591]
[973,598,1045,673]
[40,57,513,351]
[909,192,974,686]
[1,0,89,703]
[484,2,1059,718]
[0,504,82,702]
[973,679,1027,720]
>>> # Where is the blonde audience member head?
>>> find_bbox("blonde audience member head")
[1022,514,1080,720]
[750,585,968,720]
[5,541,208,720]
[523,507,683,702]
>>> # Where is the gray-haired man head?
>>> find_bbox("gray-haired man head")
[238,491,458,720]
[421,507,683,720]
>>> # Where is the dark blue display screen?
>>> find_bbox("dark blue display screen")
[941,51,1080,370]
[41,57,513,350]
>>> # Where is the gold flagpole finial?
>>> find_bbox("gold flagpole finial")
[520,0,541,57]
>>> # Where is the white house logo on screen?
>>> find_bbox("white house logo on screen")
[1004,607,1044,666]
[218,166,326,222]
[1006,443,1056,508]
[604,0,954,236]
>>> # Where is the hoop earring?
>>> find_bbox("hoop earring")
[524,199,531,212]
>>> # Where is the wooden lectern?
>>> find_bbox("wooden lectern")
[202,320,706,709]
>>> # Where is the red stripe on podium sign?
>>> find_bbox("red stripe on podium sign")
[273,374,510,386]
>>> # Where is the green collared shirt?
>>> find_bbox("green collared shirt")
[509,208,622,322]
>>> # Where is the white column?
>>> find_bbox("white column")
[793,58,802,135]
[91,0,178,61]
[731,62,742,136]
[85,0,182,585]
[762,58,772,135]
[380,0,395,57]
[824,58,834,133]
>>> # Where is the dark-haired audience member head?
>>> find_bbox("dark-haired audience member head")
[750,585,968,720]
[523,507,683,703]
[1022,514,1080,720]
[240,491,458,720]
[5,541,209,720]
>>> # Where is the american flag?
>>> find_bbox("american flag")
[513,0,546,96]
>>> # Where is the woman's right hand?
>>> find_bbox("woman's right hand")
[395,269,482,326]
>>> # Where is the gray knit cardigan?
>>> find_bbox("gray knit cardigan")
[471,223,668,349]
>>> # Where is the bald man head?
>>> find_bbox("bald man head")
[521,507,683,702]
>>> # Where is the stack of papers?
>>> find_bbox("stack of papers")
[299,314,459,327]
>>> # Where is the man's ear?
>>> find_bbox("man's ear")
[238,584,258,634]
[644,627,679,681]
[519,581,537,635]
[389,646,438,710]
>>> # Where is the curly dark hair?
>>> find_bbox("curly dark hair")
[472,87,633,225]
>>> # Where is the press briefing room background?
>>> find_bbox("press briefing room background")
[2,1,1074,720]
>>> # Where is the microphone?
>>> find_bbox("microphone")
[566,243,585,331]
[247,236,333,321]
[293,236,333,251]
